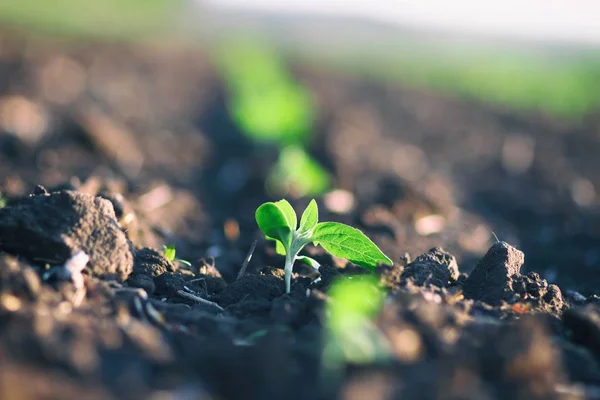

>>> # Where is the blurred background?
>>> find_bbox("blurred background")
[1,0,600,292]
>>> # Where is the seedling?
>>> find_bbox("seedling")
[162,245,192,267]
[255,199,392,293]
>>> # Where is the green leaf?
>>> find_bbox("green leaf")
[163,245,176,261]
[297,255,320,269]
[266,236,287,256]
[312,222,392,269]
[256,202,292,248]
[274,199,297,231]
[299,199,318,233]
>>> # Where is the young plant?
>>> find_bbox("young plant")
[255,199,393,293]
[162,245,192,267]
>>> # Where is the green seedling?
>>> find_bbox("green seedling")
[255,199,392,293]
[162,245,192,267]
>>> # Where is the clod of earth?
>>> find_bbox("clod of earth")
[511,272,564,312]
[0,190,134,282]
[128,247,176,295]
[401,247,459,288]
[463,241,524,305]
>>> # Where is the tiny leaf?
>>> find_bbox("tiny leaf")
[312,222,392,269]
[266,236,287,255]
[299,199,318,233]
[163,245,176,261]
[297,255,321,269]
[256,202,292,248]
[274,199,297,231]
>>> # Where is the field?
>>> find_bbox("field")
[1,25,600,399]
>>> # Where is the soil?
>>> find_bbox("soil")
[1,30,600,399]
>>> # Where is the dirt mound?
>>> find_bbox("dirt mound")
[0,189,134,282]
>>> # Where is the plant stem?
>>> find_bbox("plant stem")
[284,252,295,293]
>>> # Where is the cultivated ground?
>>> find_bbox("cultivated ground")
[1,32,600,399]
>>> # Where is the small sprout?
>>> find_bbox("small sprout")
[255,199,392,293]
[162,245,192,267]
[163,244,176,261]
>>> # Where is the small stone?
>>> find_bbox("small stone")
[543,284,563,309]
[401,247,459,288]
[463,242,524,305]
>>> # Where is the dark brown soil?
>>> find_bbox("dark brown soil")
[1,30,600,399]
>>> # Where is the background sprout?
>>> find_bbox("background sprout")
[216,39,330,197]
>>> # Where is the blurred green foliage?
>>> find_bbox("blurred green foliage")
[266,145,329,197]
[327,276,384,331]
[323,276,391,368]
[0,0,178,39]
[216,40,314,145]
[298,42,600,118]
[216,40,330,197]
